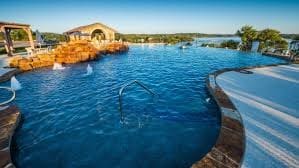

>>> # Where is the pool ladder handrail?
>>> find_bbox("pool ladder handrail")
[119,80,156,121]
[0,86,16,106]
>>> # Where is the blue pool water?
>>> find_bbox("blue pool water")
[3,45,285,168]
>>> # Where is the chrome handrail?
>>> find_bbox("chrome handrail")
[119,80,156,121]
[0,86,16,106]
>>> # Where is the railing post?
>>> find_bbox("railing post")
[0,87,16,107]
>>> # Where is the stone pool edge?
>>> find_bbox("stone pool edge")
[192,62,290,168]
[0,69,21,83]
[0,106,21,168]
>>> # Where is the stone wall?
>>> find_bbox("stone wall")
[9,41,129,71]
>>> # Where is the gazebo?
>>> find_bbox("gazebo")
[0,21,35,56]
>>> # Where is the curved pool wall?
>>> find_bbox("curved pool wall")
[193,63,289,168]
[1,44,285,168]
[192,70,245,168]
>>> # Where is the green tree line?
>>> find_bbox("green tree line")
[1,27,297,48]
[115,33,238,44]
[201,40,239,50]
[0,29,66,42]
[237,25,288,51]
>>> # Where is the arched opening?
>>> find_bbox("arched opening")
[91,29,106,41]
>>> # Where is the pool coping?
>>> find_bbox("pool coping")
[0,106,21,168]
[0,68,21,83]
[192,62,291,168]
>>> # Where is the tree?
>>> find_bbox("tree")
[237,26,288,51]
[220,40,239,49]
[41,32,66,43]
[257,29,287,51]
[292,35,299,41]
[237,25,258,51]
[0,29,30,41]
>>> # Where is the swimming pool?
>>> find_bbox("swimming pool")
[4,45,285,167]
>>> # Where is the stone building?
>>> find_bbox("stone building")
[65,22,117,42]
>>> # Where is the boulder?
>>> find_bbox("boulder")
[18,59,33,71]
[9,56,22,68]
[9,41,128,71]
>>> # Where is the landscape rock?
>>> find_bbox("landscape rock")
[9,41,129,71]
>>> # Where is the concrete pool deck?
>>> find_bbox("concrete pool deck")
[216,64,299,167]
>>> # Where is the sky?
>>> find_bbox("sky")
[0,0,298,34]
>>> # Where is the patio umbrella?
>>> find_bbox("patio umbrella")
[35,30,44,47]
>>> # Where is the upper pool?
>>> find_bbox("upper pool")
[5,44,284,168]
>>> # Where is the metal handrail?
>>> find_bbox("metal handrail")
[119,80,156,121]
[0,86,16,106]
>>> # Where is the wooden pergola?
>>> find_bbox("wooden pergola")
[0,21,34,56]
